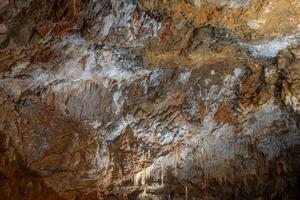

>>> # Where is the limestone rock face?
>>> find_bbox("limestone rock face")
[0,0,300,199]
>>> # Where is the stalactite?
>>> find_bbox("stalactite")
[185,185,188,200]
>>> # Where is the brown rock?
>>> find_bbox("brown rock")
[0,24,8,34]
[0,0,300,199]
[214,105,233,125]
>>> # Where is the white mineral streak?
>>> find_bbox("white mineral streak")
[106,118,128,141]
[264,2,273,13]
[285,94,300,112]
[149,68,164,87]
[100,14,116,37]
[33,73,49,85]
[100,63,149,84]
[10,62,30,76]
[234,67,244,78]
[264,67,276,78]
[89,120,102,129]
[109,0,161,47]
[247,19,266,30]
[113,90,124,115]
[193,0,201,8]
[177,70,192,84]
[240,25,300,58]
[221,0,251,8]
[244,98,282,136]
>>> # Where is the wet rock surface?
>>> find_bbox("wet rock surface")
[0,0,300,199]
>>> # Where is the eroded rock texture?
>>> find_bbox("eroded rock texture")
[0,0,300,199]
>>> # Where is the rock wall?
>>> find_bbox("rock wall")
[0,0,300,199]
